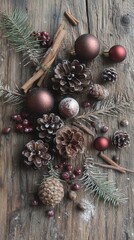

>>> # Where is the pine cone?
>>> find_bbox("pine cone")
[55,126,85,158]
[52,59,92,95]
[88,83,109,100]
[112,130,130,148]
[36,113,64,142]
[102,68,117,83]
[22,140,52,169]
[38,177,64,207]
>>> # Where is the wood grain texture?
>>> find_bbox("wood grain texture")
[0,0,134,239]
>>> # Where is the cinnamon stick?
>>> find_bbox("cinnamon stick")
[87,160,134,173]
[64,11,79,26]
[21,23,66,93]
[72,121,95,138]
[98,152,126,173]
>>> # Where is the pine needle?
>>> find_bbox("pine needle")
[80,157,127,206]
[0,10,43,65]
[44,163,61,180]
[76,94,134,122]
[0,80,25,105]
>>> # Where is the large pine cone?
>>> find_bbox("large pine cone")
[102,68,117,83]
[51,59,92,95]
[55,126,85,158]
[88,83,109,100]
[36,113,64,142]
[22,140,52,169]
[38,177,64,207]
[112,130,130,148]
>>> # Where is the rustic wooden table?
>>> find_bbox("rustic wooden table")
[1,0,134,239]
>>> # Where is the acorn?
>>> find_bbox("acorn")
[74,34,100,61]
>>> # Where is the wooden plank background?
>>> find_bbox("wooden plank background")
[0,0,134,239]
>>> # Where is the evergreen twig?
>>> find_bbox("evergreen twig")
[0,80,25,104]
[0,10,43,65]
[76,94,134,122]
[80,157,127,206]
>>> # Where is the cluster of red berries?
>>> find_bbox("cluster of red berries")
[11,111,33,133]
[54,162,82,191]
[32,31,52,48]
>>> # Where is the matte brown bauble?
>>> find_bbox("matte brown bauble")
[26,88,54,114]
[59,97,79,118]
[94,136,109,151]
[74,34,100,60]
[109,45,126,63]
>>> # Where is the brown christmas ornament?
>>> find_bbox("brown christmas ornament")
[88,84,109,100]
[26,88,54,114]
[94,136,109,151]
[38,177,64,207]
[52,59,92,95]
[112,130,130,148]
[22,140,52,169]
[74,34,100,60]
[55,126,85,158]
[59,97,79,118]
[36,113,64,142]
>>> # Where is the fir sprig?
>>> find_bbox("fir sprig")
[81,157,127,206]
[76,94,133,123]
[45,163,61,179]
[0,81,25,104]
[0,10,43,65]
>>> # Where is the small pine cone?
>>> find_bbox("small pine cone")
[38,177,64,207]
[36,113,64,142]
[102,68,117,83]
[112,130,130,148]
[52,59,92,95]
[88,84,109,100]
[55,126,85,158]
[22,140,52,169]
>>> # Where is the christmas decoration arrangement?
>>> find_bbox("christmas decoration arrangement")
[1,9,134,217]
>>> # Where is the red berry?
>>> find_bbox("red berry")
[71,183,80,191]
[61,172,70,180]
[101,126,109,133]
[2,127,11,134]
[47,210,54,217]
[31,200,38,206]
[65,164,73,172]
[74,167,82,176]
[11,114,18,121]
[58,163,64,169]
[82,101,90,108]
[12,115,22,123]
[21,111,29,118]
[24,126,33,133]
[22,119,29,126]
[70,173,76,180]
[16,123,24,133]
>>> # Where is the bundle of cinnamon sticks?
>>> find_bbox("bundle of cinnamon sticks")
[21,23,66,93]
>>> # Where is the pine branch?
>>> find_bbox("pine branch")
[76,94,134,122]
[0,81,25,105]
[44,163,61,180]
[0,10,43,65]
[80,157,127,206]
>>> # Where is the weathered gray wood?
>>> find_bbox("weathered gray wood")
[0,0,134,239]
